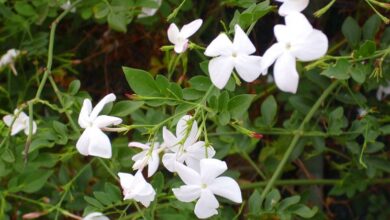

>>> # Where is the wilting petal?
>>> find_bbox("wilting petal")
[175,162,202,185]
[204,34,233,57]
[180,19,203,39]
[93,115,122,128]
[87,127,112,158]
[233,25,256,54]
[209,176,242,203]
[76,128,91,156]
[278,0,309,16]
[78,99,92,128]
[200,159,227,185]
[89,93,116,120]
[167,23,180,45]
[176,115,198,146]
[273,53,299,93]
[148,150,159,177]
[208,56,234,89]
[163,126,178,148]
[291,29,328,61]
[234,55,262,82]
[261,43,285,70]
[173,185,201,202]
[194,189,219,219]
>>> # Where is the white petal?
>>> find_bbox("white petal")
[78,99,92,128]
[273,53,299,93]
[76,128,91,156]
[175,161,202,185]
[83,212,109,220]
[279,0,309,16]
[167,23,180,44]
[128,142,150,150]
[234,55,262,82]
[162,152,177,172]
[209,176,242,203]
[176,115,198,146]
[284,12,313,40]
[172,185,201,202]
[23,121,37,135]
[87,127,112,158]
[200,159,227,185]
[93,115,122,128]
[136,188,156,207]
[194,189,219,219]
[274,25,290,43]
[233,25,256,54]
[186,141,207,160]
[3,115,13,127]
[208,56,234,89]
[147,150,159,177]
[204,34,233,57]
[180,19,203,39]
[261,43,285,70]
[163,126,178,148]
[174,40,189,54]
[118,172,134,192]
[291,29,328,61]
[185,157,201,172]
[89,93,116,120]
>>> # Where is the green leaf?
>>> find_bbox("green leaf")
[261,95,277,126]
[363,15,381,40]
[217,110,231,125]
[111,101,144,117]
[93,3,110,19]
[84,196,104,209]
[279,195,300,211]
[108,12,128,32]
[228,94,254,119]
[291,205,318,218]
[264,188,281,211]
[356,40,376,57]
[248,190,261,214]
[15,2,37,17]
[350,63,369,84]
[68,80,81,95]
[21,170,53,193]
[123,67,160,96]
[321,59,351,80]
[188,76,212,92]
[379,124,390,135]
[342,17,361,48]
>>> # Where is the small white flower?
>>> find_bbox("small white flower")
[172,158,242,219]
[76,93,122,159]
[128,142,161,177]
[377,81,390,100]
[0,49,20,75]
[138,0,162,18]
[118,171,156,207]
[83,212,109,220]
[60,0,76,13]
[262,12,328,93]
[275,0,310,16]
[167,19,203,53]
[204,25,263,89]
[3,110,37,136]
[162,115,215,172]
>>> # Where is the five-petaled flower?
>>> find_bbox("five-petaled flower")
[204,25,263,89]
[275,0,309,16]
[262,12,328,93]
[128,141,161,177]
[77,93,122,159]
[167,19,203,53]
[162,115,215,172]
[172,158,242,219]
[118,171,156,207]
[3,109,37,136]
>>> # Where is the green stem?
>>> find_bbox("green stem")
[241,178,390,189]
[258,80,340,204]
[241,152,266,179]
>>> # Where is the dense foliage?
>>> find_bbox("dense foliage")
[0,0,389,219]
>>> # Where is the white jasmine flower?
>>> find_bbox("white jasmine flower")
[77,93,122,159]
[172,159,242,219]
[262,12,328,93]
[138,0,162,18]
[128,142,161,177]
[3,110,37,136]
[275,0,309,16]
[83,212,109,220]
[377,81,390,100]
[0,49,20,75]
[204,25,263,89]
[60,0,76,13]
[118,171,156,207]
[162,115,215,172]
[167,19,203,53]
